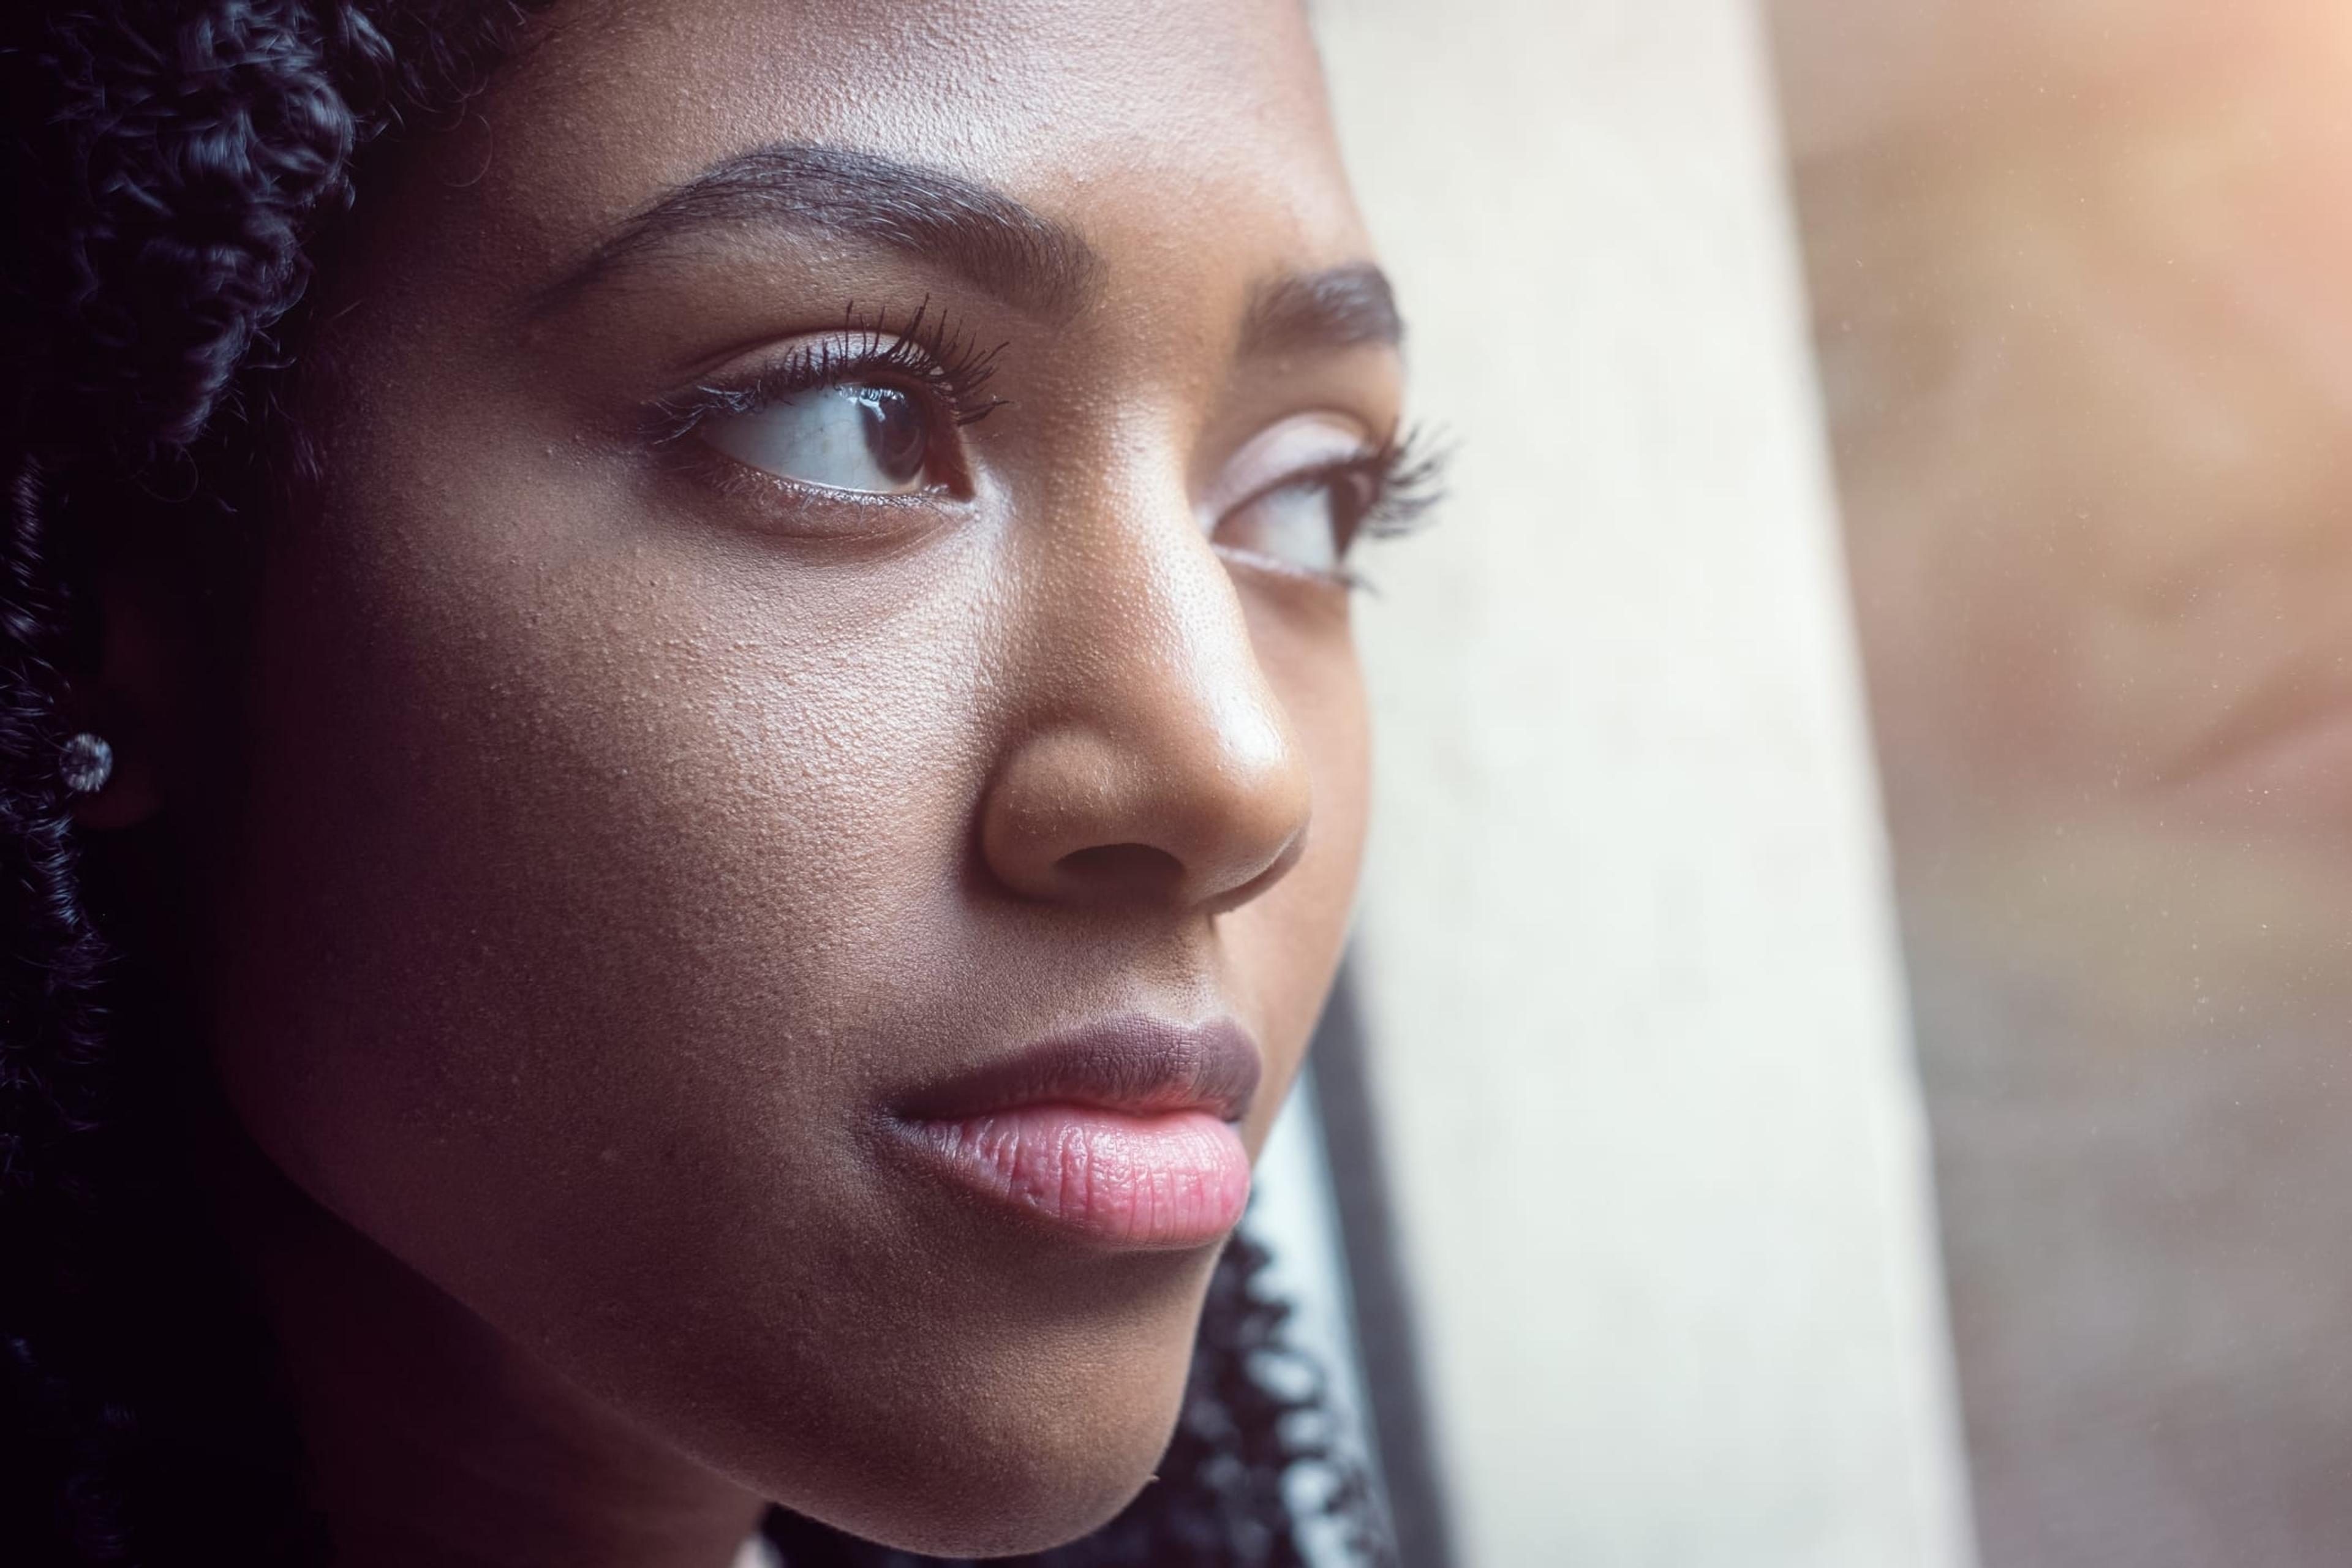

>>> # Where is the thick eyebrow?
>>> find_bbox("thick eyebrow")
[1237,262,1404,357]
[530,142,1106,320]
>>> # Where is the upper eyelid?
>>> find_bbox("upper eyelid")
[644,334,1003,454]
[652,304,1008,427]
[1219,442,1391,513]
[684,347,973,413]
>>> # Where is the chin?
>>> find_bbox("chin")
[767,1369,1186,1559]
[831,1466,1163,1559]
[593,1238,1218,1561]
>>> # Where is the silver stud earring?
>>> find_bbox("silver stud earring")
[61,732,113,796]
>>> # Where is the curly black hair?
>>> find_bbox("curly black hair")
[0,2,1393,1563]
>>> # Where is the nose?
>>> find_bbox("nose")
[979,492,1314,915]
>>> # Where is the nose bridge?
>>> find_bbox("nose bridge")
[1093,529,1288,778]
[983,456,1313,909]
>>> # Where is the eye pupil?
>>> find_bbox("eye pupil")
[858,389,929,485]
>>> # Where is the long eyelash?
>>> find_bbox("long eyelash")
[1289,423,1449,594]
[1276,421,1450,555]
[646,299,1009,445]
[1355,421,1452,540]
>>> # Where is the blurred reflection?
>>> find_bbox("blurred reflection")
[1770,4,2352,1564]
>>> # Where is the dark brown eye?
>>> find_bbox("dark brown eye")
[860,388,927,486]
[702,383,938,495]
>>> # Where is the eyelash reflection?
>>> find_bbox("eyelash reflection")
[645,300,1009,454]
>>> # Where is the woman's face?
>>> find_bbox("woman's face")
[173,0,1390,1553]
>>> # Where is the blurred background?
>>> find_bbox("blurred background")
[1774,4,2352,1565]
[1260,0,2352,1563]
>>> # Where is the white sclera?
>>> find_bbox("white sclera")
[1209,413,1379,575]
[1221,481,1348,576]
[703,385,930,495]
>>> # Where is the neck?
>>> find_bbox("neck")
[205,1116,766,1568]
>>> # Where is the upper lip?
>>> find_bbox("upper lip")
[895,1016,1262,1125]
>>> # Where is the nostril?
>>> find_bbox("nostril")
[1054,843,1186,899]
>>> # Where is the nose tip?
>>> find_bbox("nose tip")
[981,722,1313,914]
[977,455,1319,918]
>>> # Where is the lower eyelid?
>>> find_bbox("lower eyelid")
[1213,541,1359,595]
[650,432,959,538]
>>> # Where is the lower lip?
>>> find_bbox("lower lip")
[899,1106,1252,1249]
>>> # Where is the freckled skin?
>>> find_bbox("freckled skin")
[94,1,1390,1563]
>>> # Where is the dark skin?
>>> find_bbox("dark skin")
[79,1,1399,1562]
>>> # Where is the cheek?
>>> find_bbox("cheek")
[202,446,1249,1545]
[1227,595,1370,1147]
[208,440,994,1318]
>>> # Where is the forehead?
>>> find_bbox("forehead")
[472,0,1369,288]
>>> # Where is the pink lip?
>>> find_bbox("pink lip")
[891,1017,1260,1249]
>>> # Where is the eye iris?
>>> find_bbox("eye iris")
[858,388,928,486]
[1346,467,1390,529]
